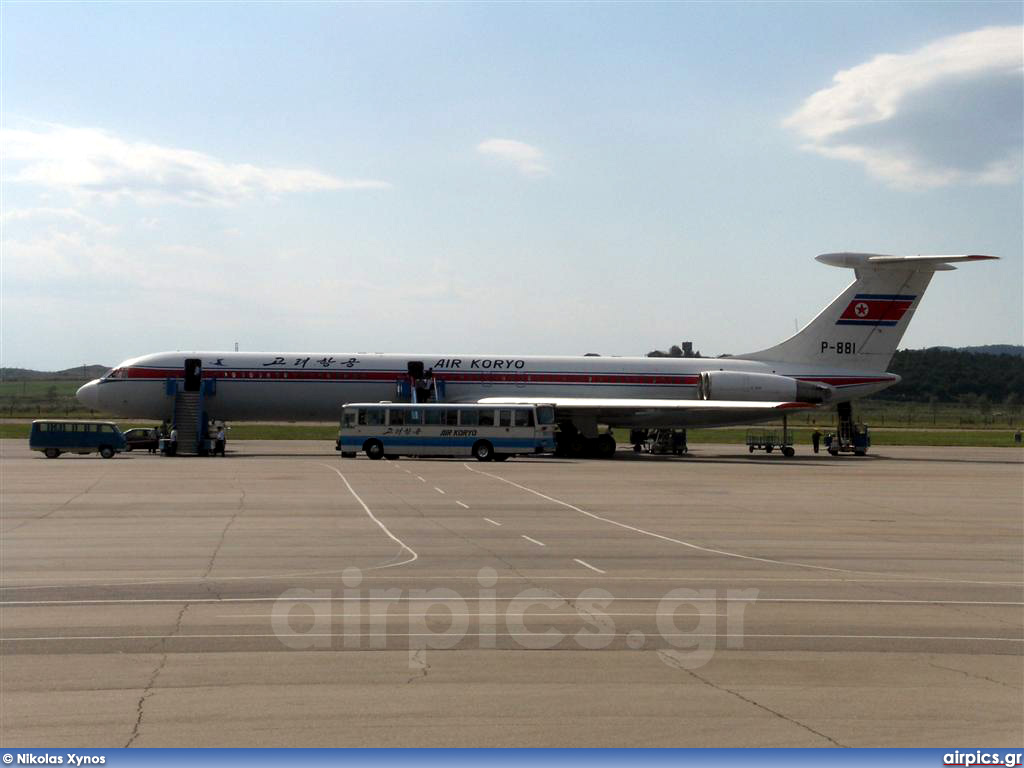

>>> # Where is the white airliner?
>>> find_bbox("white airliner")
[77,253,995,455]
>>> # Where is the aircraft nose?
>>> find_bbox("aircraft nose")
[76,379,100,410]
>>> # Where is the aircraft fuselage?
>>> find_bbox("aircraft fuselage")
[77,351,898,427]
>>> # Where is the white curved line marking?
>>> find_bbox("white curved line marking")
[321,463,417,570]
[462,463,1008,585]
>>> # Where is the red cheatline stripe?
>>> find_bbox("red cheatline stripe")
[114,367,894,388]
[116,368,703,386]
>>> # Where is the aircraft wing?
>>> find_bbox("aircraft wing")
[476,396,817,421]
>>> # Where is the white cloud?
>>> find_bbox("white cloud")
[784,26,1023,187]
[1,124,391,205]
[476,138,550,178]
[0,206,116,233]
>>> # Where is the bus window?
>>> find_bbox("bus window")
[459,409,478,426]
[499,409,512,427]
[478,410,495,427]
[445,409,458,426]
[424,409,443,426]
[407,409,423,425]
[515,409,533,427]
[82,424,94,433]
[360,408,384,426]
[389,409,405,426]
[537,406,555,425]
[342,410,357,428]
[98,424,114,433]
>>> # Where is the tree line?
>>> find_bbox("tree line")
[874,348,1023,405]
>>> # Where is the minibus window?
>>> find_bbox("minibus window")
[459,410,478,426]
[515,409,533,427]
[499,409,512,427]
[478,410,495,427]
[389,409,405,426]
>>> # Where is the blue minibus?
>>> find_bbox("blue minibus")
[29,420,127,459]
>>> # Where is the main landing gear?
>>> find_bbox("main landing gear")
[554,423,617,459]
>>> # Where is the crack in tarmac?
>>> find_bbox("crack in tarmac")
[657,650,847,747]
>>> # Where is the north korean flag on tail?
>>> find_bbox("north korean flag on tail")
[836,293,916,326]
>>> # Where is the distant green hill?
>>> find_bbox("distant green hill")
[953,344,1023,357]
[874,347,1023,403]
[1,365,109,381]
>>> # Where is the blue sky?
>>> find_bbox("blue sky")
[2,2,1021,369]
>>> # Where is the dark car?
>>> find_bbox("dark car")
[123,427,160,453]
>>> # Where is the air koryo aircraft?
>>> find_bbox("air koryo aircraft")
[77,253,996,456]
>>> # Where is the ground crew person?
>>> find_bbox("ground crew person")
[811,428,822,454]
[215,425,226,456]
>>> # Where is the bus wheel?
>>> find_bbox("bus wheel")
[364,440,384,460]
[472,441,494,462]
[99,446,115,459]
[44,448,60,459]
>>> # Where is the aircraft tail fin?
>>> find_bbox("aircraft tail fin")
[737,253,998,371]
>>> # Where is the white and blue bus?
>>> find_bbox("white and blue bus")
[338,402,557,461]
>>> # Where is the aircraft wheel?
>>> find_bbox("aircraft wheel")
[595,433,616,459]
[472,441,494,462]
[748,445,754,453]
[44,448,61,459]
[783,447,795,457]
[766,445,773,454]
[364,440,384,460]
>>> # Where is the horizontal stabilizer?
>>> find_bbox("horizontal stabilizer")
[817,253,998,272]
